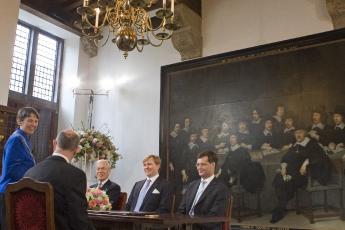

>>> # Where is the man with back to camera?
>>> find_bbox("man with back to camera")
[178,151,229,230]
[25,129,95,230]
[125,155,173,213]
[89,159,121,210]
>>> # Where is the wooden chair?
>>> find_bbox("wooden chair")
[223,195,233,230]
[231,175,262,222]
[296,158,345,223]
[5,177,55,230]
[115,192,127,210]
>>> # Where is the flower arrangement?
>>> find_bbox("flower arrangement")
[86,187,112,211]
[74,128,121,168]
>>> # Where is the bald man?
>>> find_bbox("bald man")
[25,129,94,230]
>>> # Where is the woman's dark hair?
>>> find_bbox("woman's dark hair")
[17,107,40,122]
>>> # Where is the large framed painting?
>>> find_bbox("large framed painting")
[160,28,345,228]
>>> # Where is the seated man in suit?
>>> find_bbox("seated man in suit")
[90,159,121,210]
[25,129,94,230]
[125,155,173,213]
[178,151,229,230]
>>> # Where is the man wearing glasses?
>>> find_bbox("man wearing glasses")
[178,151,229,230]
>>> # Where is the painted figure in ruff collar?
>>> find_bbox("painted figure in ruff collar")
[308,106,330,146]
[220,134,265,194]
[181,133,200,184]
[214,122,231,154]
[271,129,332,223]
[328,105,345,152]
[281,116,296,149]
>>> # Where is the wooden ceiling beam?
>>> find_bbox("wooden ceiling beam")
[64,1,82,12]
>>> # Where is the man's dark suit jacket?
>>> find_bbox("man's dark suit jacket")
[90,180,121,210]
[125,176,173,213]
[24,156,94,230]
[178,178,229,230]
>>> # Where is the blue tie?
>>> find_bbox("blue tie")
[134,179,151,212]
[189,180,207,215]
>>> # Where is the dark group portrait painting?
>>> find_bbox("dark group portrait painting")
[160,31,345,226]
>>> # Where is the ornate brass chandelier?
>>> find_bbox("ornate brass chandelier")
[76,0,179,58]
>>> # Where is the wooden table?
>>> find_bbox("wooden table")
[88,211,229,230]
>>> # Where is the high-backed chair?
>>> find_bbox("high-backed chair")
[231,175,262,222]
[296,158,345,224]
[115,192,127,210]
[5,177,55,230]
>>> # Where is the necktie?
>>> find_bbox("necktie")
[189,180,207,215]
[98,181,103,189]
[134,179,151,212]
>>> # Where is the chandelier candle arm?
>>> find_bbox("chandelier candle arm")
[147,31,166,46]
[94,28,111,48]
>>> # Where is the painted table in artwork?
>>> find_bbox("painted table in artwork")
[88,211,229,230]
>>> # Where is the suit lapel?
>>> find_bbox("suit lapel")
[131,180,146,211]
[141,177,161,208]
[101,180,111,191]
[196,178,216,205]
[187,180,201,211]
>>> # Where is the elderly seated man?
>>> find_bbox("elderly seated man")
[90,159,121,210]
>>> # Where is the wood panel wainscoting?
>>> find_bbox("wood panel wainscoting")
[0,105,17,174]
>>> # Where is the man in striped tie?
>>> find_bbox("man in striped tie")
[125,155,173,213]
[178,151,229,230]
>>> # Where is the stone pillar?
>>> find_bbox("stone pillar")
[326,0,345,29]
[0,0,20,105]
[171,3,202,60]
[81,36,98,58]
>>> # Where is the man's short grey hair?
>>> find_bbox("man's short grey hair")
[96,159,111,170]
[56,129,80,151]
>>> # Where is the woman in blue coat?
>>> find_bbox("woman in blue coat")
[0,107,39,230]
